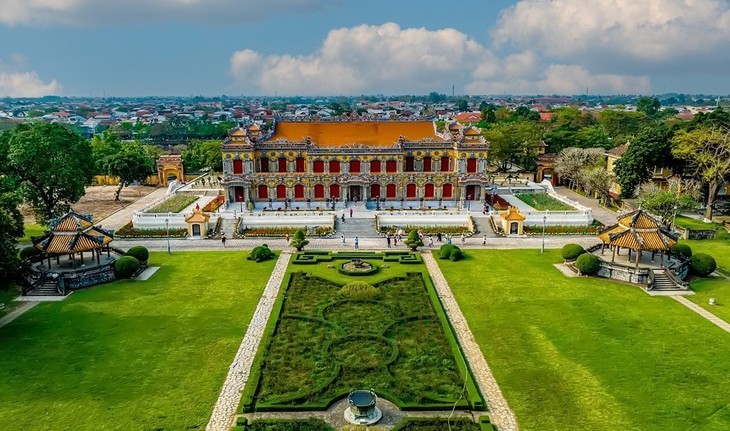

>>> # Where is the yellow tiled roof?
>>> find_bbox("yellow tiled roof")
[271,121,441,147]
[598,210,677,251]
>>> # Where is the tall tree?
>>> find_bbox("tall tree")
[483,122,541,172]
[637,178,700,227]
[100,141,155,202]
[555,147,605,190]
[3,123,94,224]
[0,155,23,289]
[613,126,674,198]
[671,126,730,221]
[636,96,661,119]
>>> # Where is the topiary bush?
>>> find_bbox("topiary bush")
[690,253,717,277]
[439,244,456,259]
[449,246,464,261]
[403,230,423,251]
[339,281,379,300]
[114,256,140,279]
[575,253,601,275]
[561,243,585,260]
[18,246,42,261]
[248,244,276,263]
[289,229,309,252]
[125,246,149,264]
[670,243,692,259]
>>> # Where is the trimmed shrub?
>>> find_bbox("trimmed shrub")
[670,243,692,259]
[439,244,456,259]
[248,244,275,263]
[575,253,601,275]
[339,281,379,300]
[690,253,717,277]
[289,229,309,251]
[449,246,464,261]
[403,230,424,251]
[561,243,585,260]
[114,256,140,279]
[125,246,149,264]
[19,246,41,261]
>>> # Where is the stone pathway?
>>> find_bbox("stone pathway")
[672,296,730,334]
[553,187,618,226]
[0,301,39,330]
[96,187,169,231]
[422,252,519,431]
[205,252,292,431]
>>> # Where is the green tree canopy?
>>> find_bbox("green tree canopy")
[100,141,155,202]
[0,174,23,288]
[181,140,223,172]
[671,126,730,221]
[613,126,674,198]
[483,122,541,171]
[2,123,94,224]
[598,110,650,140]
[636,96,661,119]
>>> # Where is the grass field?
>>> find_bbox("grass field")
[674,215,724,231]
[0,251,274,431]
[0,288,20,318]
[515,193,574,211]
[18,223,47,242]
[439,249,730,431]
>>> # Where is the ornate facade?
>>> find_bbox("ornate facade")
[221,121,491,207]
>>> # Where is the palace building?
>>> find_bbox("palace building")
[221,121,491,207]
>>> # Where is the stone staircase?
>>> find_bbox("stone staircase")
[221,217,238,238]
[471,215,499,238]
[26,280,62,296]
[338,204,378,238]
[651,269,684,291]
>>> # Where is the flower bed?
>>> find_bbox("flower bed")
[241,226,333,237]
[116,222,188,238]
[515,193,574,211]
[523,223,602,236]
[378,225,473,236]
[146,195,198,213]
[202,195,225,212]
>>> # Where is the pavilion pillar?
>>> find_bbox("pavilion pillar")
[71,253,76,269]
[601,243,606,255]
[651,251,655,262]
[660,252,665,268]
[80,251,84,264]
[611,245,616,263]
[96,249,101,264]
[635,249,641,268]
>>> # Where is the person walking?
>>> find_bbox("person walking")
[446,234,452,245]
[285,233,290,243]
[221,233,226,248]
[341,233,345,245]
[461,233,466,245]
[349,207,353,218]
[341,213,345,224]
[428,236,434,247]
[386,235,392,248]
[482,234,487,246]
[354,236,359,249]
[437,232,442,242]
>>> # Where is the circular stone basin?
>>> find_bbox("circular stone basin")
[349,389,377,416]
[341,259,374,273]
[329,335,396,369]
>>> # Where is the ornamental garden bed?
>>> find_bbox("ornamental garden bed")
[146,195,198,213]
[515,193,574,211]
[240,226,334,237]
[378,225,473,236]
[523,221,603,236]
[116,222,188,238]
[241,257,483,413]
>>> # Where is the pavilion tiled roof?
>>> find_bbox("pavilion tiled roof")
[33,212,114,255]
[598,209,677,251]
[271,121,443,147]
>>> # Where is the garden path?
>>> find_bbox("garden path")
[672,296,730,334]
[0,301,39,330]
[553,187,618,226]
[205,251,292,431]
[95,187,168,231]
[422,251,520,431]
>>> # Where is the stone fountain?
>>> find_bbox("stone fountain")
[344,389,382,425]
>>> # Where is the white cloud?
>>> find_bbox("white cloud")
[0,70,60,97]
[230,22,651,95]
[0,0,337,25]
[493,0,730,66]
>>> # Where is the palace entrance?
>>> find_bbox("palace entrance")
[465,185,481,201]
[348,185,363,202]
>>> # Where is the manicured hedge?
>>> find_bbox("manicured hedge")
[248,244,276,263]
[19,246,41,261]
[575,253,601,275]
[670,243,692,259]
[439,244,457,259]
[114,256,140,279]
[450,247,464,261]
[561,243,585,260]
[125,246,149,264]
[690,253,717,276]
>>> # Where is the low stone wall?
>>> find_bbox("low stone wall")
[596,263,651,285]
[376,213,472,230]
[676,226,717,240]
[238,214,335,229]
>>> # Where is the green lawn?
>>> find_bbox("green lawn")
[674,215,724,232]
[0,288,20,318]
[19,223,47,242]
[439,249,730,431]
[515,193,574,211]
[0,251,275,431]
[688,278,730,323]
[682,234,730,276]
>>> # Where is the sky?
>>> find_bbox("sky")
[0,0,729,97]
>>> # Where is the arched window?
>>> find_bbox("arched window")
[442,183,453,199]
[349,160,361,173]
[294,184,304,200]
[314,184,325,199]
[424,183,435,198]
[370,183,381,199]
[257,184,268,199]
[386,183,397,198]
[329,160,341,174]
[406,183,417,199]
[276,184,286,199]
[329,184,340,199]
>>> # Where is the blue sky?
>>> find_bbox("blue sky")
[0,0,729,97]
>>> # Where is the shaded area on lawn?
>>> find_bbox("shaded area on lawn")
[0,251,274,431]
[439,249,730,431]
